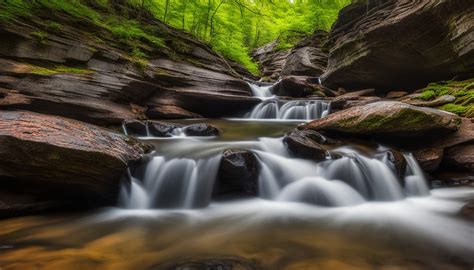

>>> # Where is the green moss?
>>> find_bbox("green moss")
[437,103,467,115]
[418,90,435,100]
[30,30,48,44]
[417,78,474,117]
[30,65,93,76]
[46,21,62,31]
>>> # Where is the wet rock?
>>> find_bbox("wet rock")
[379,150,407,179]
[270,76,319,98]
[123,119,147,136]
[0,110,149,209]
[443,143,474,172]
[322,0,474,91]
[413,148,444,173]
[386,91,408,99]
[215,150,260,197]
[284,130,330,160]
[401,95,456,107]
[303,101,461,140]
[183,124,220,137]
[147,121,181,137]
[146,105,203,119]
[460,201,474,221]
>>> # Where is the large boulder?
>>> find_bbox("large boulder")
[270,76,322,98]
[215,150,260,197]
[322,0,474,91]
[302,101,461,140]
[0,110,149,215]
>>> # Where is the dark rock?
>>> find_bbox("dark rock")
[147,121,181,137]
[443,143,474,172]
[183,124,220,137]
[123,119,147,136]
[413,148,444,173]
[460,201,474,221]
[271,76,320,98]
[386,91,408,99]
[382,150,407,179]
[215,150,260,197]
[0,110,149,211]
[322,0,474,91]
[303,101,461,140]
[253,40,291,80]
[284,130,330,160]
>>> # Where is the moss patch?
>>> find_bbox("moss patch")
[416,79,474,117]
[30,65,94,76]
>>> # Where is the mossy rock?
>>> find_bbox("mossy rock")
[303,101,461,139]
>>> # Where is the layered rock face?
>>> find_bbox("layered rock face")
[253,40,291,81]
[0,8,259,126]
[322,0,474,91]
[0,111,149,216]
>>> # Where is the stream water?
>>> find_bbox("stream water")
[0,84,472,269]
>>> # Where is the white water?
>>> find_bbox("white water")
[120,137,430,209]
[246,82,331,120]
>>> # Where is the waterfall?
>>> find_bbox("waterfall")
[246,99,331,120]
[246,82,331,120]
[120,137,430,209]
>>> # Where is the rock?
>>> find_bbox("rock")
[253,40,291,80]
[413,148,444,173]
[0,110,149,208]
[0,10,258,126]
[401,95,456,107]
[147,121,181,137]
[330,89,376,110]
[284,130,330,160]
[443,143,474,172]
[322,0,474,91]
[302,101,461,140]
[377,150,407,179]
[215,150,260,197]
[386,91,408,99]
[183,124,220,137]
[270,76,320,98]
[460,201,474,221]
[122,119,147,136]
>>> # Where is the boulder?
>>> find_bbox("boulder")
[270,76,320,98]
[147,121,181,137]
[0,111,149,210]
[302,101,461,140]
[183,124,220,136]
[322,0,474,91]
[283,130,330,160]
[330,88,377,110]
[215,150,260,197]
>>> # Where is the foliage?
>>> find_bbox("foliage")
[417,79,474,117]
[30,65,94,76]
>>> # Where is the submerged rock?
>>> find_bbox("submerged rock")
[284,130,331,160]
[183,124,220,137]
[322,0,474,91]
[147,121,181,137]
[215,150,260,197]
[302,101,461,140]
[0,111,149,214]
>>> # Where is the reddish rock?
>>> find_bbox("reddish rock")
[443,143,474,172]
[0,111,150,208]
[386,91,408,99]
[413,148,444,173]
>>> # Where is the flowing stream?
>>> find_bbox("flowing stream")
[0,83,472,269]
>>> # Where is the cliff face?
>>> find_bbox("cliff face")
[321,0,474,91]
[0,2,259,126]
